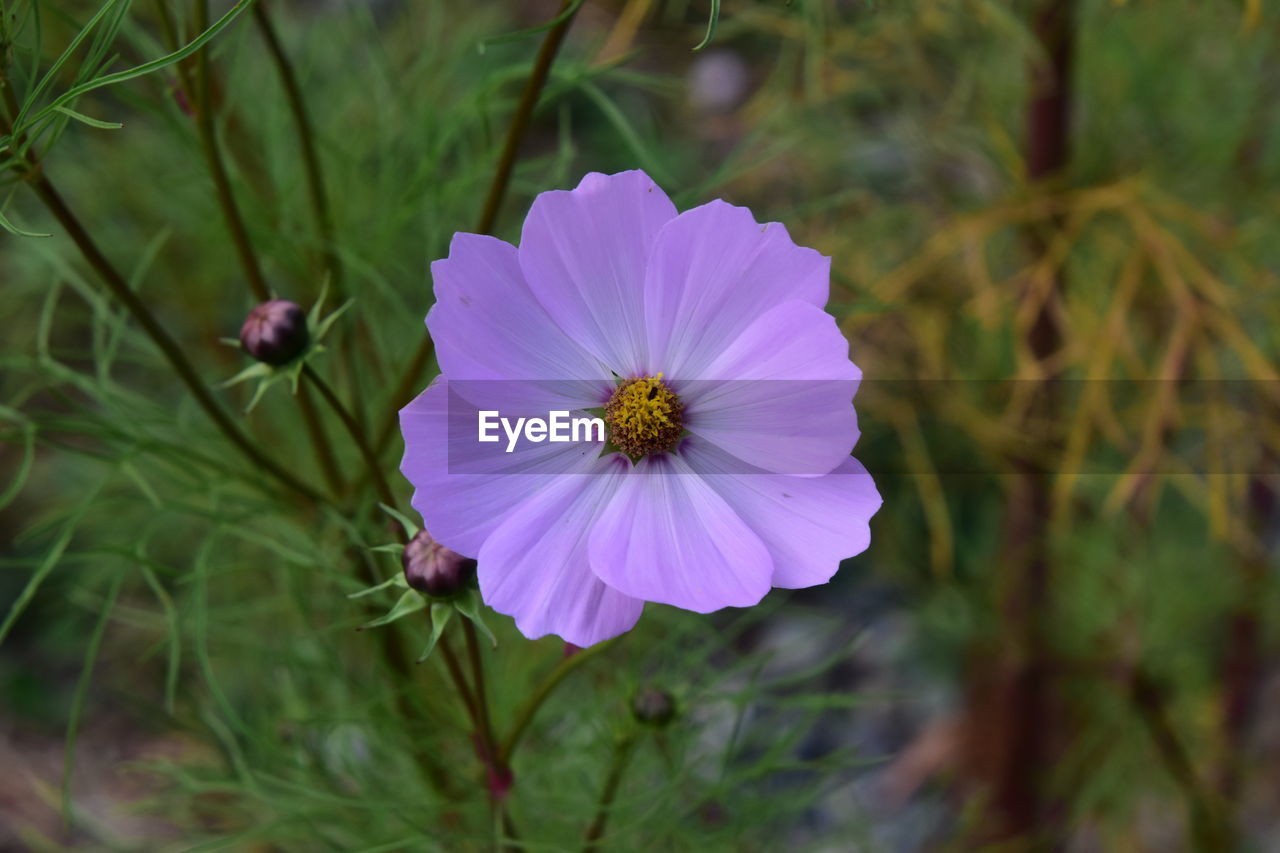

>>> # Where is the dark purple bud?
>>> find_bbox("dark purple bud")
[631,685,676,727]
[402,530,475,598]
[239,300,309,366]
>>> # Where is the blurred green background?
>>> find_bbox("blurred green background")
[2,0,1279,849]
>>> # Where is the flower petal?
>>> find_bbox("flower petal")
[428,233,613,412]
[588,453,773,613]
[478,454,644,647]
[643,200,829,377]
[399,380,602,557]
[681,437,881,588]
[680,300,861,476]
[518,171,678,376]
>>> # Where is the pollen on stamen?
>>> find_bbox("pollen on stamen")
[604,373,684,459]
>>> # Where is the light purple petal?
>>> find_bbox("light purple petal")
[478,454,644,647]
[643,200,829,377]
[680,300,861,476]
[399,380,602,557]
[428,233,614,413]
[588,453,773,613]
[518,171,677,376]
[681,437,881,588]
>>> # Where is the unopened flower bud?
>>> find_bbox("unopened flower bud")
[402,530,475,598]
[631,685,676,727]
[239,299,309,365]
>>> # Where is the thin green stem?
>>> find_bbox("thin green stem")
[192,0,270,301]
[301,364,397,515]
[249,0,376,429]
[500,811,522,853]
[474,0,579,236]
[372,336,434,457]
[582,733,638,851]
[498,637,619,765]
[438,632,481,727]
[295,386,345,496]
[463,617,517,850]
[371,0,582,458]
[376,606,455,797]
[463,618,498,763]
[438,629,520,844]
[156,0,345,498]
[250,0,342,299]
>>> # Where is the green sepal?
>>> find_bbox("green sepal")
[220,361,272,389]
[243,377,275,412]
[347,573,407,600]
[359,588,425,629]
[379,504,420,540]
[306,277,352,345]
[313,300,352,343]
[219,360,294,413]
[454,589,497,648]
[307,278,331,328]
[417,603,453,662]
[368,543,406,555]
[284,357,306,395]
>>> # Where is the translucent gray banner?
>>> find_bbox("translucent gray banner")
[436,379,1278,476]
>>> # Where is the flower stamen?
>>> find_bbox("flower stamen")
[605,373,684,459]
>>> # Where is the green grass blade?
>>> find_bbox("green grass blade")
[18,0,254,138]
[61,567,126,824]
[53,105,123,129]
[0,479,107,647]
[693,0,721,50]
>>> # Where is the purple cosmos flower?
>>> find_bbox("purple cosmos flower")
[400,171,881,647]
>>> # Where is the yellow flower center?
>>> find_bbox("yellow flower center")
[604,374,684,459]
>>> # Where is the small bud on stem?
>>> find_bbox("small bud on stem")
[239,299,309,365]
[402,530,476,598]
[632,685,677,727]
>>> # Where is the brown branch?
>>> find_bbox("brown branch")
[1129,669,1233,851]
[1218,472,1274,801]
[965,0,1075,844]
